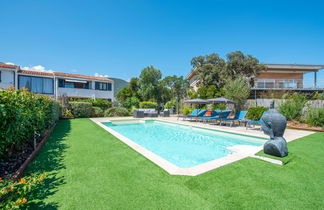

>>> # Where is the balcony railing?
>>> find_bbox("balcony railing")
[253,79,324,90]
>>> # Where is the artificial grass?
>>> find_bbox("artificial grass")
[25,119,324,209]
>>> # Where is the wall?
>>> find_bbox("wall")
[245,99,324,109]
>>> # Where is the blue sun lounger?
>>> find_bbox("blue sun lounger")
[198,110,221,122]
[178,109,200,120]
[200,110,231,124]
[221,110,248,126]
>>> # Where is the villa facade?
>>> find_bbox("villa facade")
[187,64,324,97]
[0,63,114,101]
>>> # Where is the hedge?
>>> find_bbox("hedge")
[92,107,104,117]
[0,88,61,159]
[139,101,158,109]
[69,102,93,118]
[104,107,130,117]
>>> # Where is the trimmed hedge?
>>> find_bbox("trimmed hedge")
[92,107,104,117]
[69,102,93,118]
[104,107,130,117]
[139,101,158,109]
[246,106,268,121]
[0,88,61,159]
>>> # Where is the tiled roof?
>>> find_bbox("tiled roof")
[19,70,53,77]
[18,69,112,81]
[54,72,112,81]
[0,63,20,69]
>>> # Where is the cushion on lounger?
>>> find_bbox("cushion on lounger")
[204,110,212,117]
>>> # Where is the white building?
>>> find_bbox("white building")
[0,63,114,101]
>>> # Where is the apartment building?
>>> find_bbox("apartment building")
[0,63,114,101]
[187,64,324,97]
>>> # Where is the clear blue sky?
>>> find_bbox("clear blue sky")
[1,0,324,82]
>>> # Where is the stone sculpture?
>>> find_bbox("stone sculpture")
[261,101,288,157]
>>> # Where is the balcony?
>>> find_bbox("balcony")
[253,79,324,90]
[57,87,113,99]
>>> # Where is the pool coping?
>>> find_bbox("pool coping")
[90,118,266,176]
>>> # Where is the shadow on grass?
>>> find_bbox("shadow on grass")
[23,120,72,209]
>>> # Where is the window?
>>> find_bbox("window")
[18,75,54,94]
[95,82,112,91]
[58,79,90,89]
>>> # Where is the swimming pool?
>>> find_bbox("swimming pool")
[102,120,264,169]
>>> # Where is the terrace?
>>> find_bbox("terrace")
[22,118,324,209]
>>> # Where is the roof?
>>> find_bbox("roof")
[17,70,112,81]
[186,63,324,80]
[19,70,53,77]
[0,63,20,69]
[53,72,112,81]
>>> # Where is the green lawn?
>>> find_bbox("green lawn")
[25,119,324,209]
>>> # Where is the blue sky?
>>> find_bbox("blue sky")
[1,0,324,82]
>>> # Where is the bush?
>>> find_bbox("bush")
[246,106,268,121]
[92,107,104,117]
[182,107,194,115]
[164,100,176,109]
[139,101,158,109]
[69,102,93,118]
[69,98,112,110]
[0,88,61,159]
[279,94,307,121]
[63,109,73,117]
[306,108,324,127]
[104,107,130,117]
[122,97,140,109]
[0,173,48,209]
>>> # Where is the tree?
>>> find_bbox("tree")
[139,66,162,102]
[224,51,266,83]
[223,77,251,110]
[191,51,265,89]
[191,53,226,88]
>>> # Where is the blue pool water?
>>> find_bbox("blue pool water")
[103,121,264,168]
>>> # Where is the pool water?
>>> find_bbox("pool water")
[103,121,264,168]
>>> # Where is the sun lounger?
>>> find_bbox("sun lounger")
[198,110,221,122]
[178,109,200,120]
[201,110,231,124]
[221,110,248,126]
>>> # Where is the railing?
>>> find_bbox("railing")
[253,79,324,90]
[57,87,113,99]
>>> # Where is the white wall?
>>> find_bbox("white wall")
[0,69,15,89]
[57,87,114,100]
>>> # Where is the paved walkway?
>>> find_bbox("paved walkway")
[92,116,314,142]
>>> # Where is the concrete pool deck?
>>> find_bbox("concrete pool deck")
[91,116,314,176]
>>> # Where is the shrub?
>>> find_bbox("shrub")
[69,98,112,110]
[279,94,307,121]
[69,102,93,118]
[91,99,112,110]
[306,108,324,127]
[139,101,158,109]
[164,100,176,109]
[0,88,61,158]
[63,109,73,117]
[104,107,130,117]
[223,77,251,111]
[182,107,194,115]
[0,173,48,209]
[92,107,104,117]
[246,106,268,121]
[122,97,140,109]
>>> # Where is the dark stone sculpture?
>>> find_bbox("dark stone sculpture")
[261,102,288,157]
